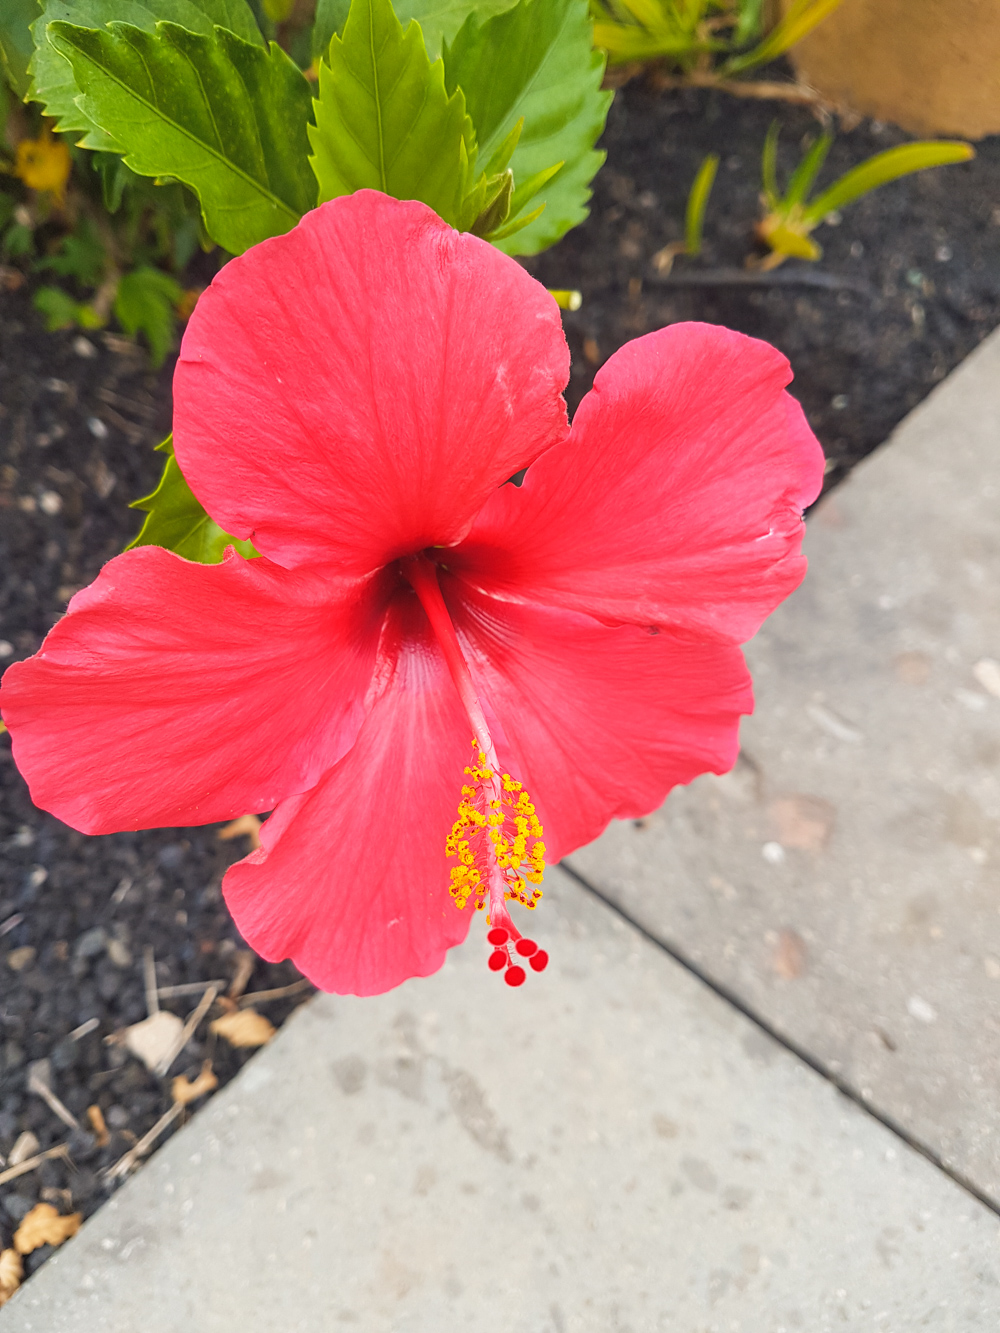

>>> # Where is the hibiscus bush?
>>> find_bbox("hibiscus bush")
[0,0,827,999]
[2,0,609,357]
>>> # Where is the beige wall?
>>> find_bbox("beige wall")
[781,0,1000,139]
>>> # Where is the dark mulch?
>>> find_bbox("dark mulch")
[0,304,313,1271]
[1,76,999,1275]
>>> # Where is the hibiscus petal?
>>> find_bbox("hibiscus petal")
[448,577,754,862]
[0,547,388,833]
[455,322,825,643]
[174,191,570,575]
[222,594,475,996]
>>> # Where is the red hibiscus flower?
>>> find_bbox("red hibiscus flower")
[0,192,823,996]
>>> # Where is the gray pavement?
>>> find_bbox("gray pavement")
[5,867,1000,1332]
[569,324,1000,1201]
[5,329,1000,1328]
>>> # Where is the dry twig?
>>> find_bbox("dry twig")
[0,1144,71,1188]
[237,978,312,1007]
[27,1061,80,1132]
[154,985,219,1077]
[105,1103,184,1181]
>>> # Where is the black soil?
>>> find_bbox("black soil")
[1,79,999,1273]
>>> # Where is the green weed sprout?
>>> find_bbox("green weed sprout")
[591,0,840,80]
[652,152,718,274]
[756,124,975,268]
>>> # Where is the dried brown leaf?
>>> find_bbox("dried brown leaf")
[172,1061,219,1106]
[87,1104,110,1148]
[210,1009,275,1049]
[0,1249,22,1306]
[14,1203,82,1255]
[123,1010,185,1071]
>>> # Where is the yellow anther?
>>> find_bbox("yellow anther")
[445,739,546,914]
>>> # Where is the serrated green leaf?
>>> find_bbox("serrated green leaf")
[1,0,42,98]
[28,0,264,152]
[114,264,182,366]
[308,0,476,225]
[47,20,316,253]
[443,0,611,255]
[128,436,258,562]
[314,0,520,60]
[311,0,349,58]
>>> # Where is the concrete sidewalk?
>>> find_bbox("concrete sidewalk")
[4,329,1000,1329]
[5,868,999,1332]
[570,323,1000,1201]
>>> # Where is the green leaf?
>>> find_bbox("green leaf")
[761,117,779,208]
[804,140,975,223]
[35,218,108,285]
[29,0,264,153]
[784,131,831,208]
[3,222,35,258]
[46,20,316,253]
[128,436,258,562]
[33,285,104,330]
[684,151,717,256]
[443,0,611,255]
[33,284,82,329]
[308,0,476,226]
[724,0,842,75]
[113,264,182,366]
[312,0,349,56]
[0,0,42,98]
[314,0,521,64]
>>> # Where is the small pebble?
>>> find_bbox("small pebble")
[106,938,132,969]
[831,394,849,411]
[26,866,48,889]
[25,1244,55,1276]
[0,640,13,658]
[7,946,37,972]
[87,416,108,439]
[1,1193,37,1224]
[50,1038,78,1072]
[67,1129,98,1162]
[158,843,185,870]
[106,1105,130,1129]
[73,336,97,358]
[75,927,108,960]
[38,490,62,515]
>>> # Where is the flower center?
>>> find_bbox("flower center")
[401,554,549,985]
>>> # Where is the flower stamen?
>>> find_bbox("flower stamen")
[446,741,548,981]
[402,554,549,983]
